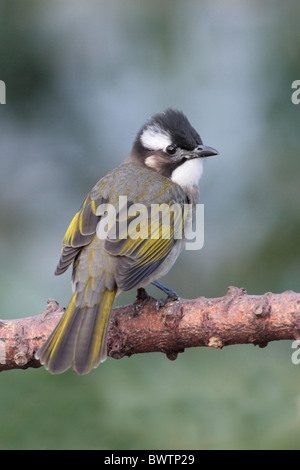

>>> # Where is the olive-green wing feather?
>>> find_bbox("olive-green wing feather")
[105,201,186,291]
[55,192,105,275]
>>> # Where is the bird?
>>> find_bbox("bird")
[35,108,218,375]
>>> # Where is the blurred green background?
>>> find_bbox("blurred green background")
[1,0,300,450]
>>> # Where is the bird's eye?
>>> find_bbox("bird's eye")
[166,145,177,156]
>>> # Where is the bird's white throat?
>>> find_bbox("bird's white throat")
[171,158,203,188]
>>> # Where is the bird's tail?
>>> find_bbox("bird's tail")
[35,287,117,375]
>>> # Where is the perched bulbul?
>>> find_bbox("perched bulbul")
[36,108,218,374]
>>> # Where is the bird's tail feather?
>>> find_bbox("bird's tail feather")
[35,288,117,375]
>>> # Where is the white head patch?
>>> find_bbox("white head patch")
[171,158,203,188]
[140,124,172,151]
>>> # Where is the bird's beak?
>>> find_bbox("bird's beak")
[189,145,219,159]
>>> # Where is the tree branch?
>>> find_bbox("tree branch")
[1,286,300,372]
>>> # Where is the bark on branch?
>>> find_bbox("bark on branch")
[1,286,300,372]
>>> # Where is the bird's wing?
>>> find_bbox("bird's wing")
[105,201,186,291]
[55,192,104,275]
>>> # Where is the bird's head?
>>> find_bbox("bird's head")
[127,109,218,189]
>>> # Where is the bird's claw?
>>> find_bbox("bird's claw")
[156,292,179,313]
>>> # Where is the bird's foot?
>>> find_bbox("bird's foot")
[151,281,180,313]
[151,281,179,299]
[156,295,179,313]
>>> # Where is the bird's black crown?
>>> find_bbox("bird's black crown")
[149,108,202,150]
[135,108,203,154]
